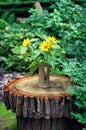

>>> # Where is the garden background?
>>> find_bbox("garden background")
[0,0,86,130]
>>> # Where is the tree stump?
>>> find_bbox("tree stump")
[3,75,73,130]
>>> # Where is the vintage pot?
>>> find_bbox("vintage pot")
[37,65,51,88]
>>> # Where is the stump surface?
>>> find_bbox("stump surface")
[4,75,72,97]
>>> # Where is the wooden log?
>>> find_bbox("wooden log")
[28,97,36,118]
[30,97,36,113]
[17,117,73,130]
[50,118,57,130]
[36,97,41,118]
[57,118,69,130]
[50,98,56,117]
[23,97,28,117]
[45,97,50,119]
[34,1,43,13]
[9,92,15,112]
[63,98,71,117]
[4,92,72,119]
[17,116,27,130]
[14,94,17,112]
[32,118,41,130]
[3,75,74,130]
[4,90,10,109]
[55,98,60,117]
[41,118,50,130]
[40,97,45,117]
[16,95,24,116]
[59,101,64,118]
[26,118,33,130]
[4,92,72,118]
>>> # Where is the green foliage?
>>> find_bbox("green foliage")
[0,19,9,29]
[0,103,17,130]
[24,0,86,128]
[1,11,15,24]
[0,0,86,73]
[50,1,86,59]
[0,23,35,72]
[0,0,85,24]
[12,36,65,74]
[68,60,86,129]
[0,0,55,3]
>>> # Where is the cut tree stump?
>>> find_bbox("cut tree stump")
[3,75,74,130]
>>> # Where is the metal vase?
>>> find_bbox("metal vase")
[37,65,51,88]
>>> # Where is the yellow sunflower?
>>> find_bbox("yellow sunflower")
[39,41,51,51]
[49,44,55,48]
[47,36,57,44]
[22,38,30,47]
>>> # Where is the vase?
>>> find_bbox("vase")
[37,65,51,88]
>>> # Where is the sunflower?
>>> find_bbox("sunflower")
[46,36,57,44]
[49,44,55,48]
[39,41,51,51]
[22,38,30,47]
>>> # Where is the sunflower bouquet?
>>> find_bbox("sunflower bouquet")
[12,35,65,74]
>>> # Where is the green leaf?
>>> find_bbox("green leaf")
[30,38,38,42]
[12,46,27,54]
[30,50,40,59]
[29,61,38,75]
[35,31,47,40]
[0,56,7,62]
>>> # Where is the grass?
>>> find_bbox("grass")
[0,102,17,130]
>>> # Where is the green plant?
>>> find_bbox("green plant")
[47,0,86,128]
[0,103,17,130]
[0,0,86,73]
[0,19,9,29]
[12,36,65,74]
[0,23,35,72]
[68,60,86,129]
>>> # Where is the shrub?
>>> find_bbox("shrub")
[0,0,86,72]
[68,59,86,129]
